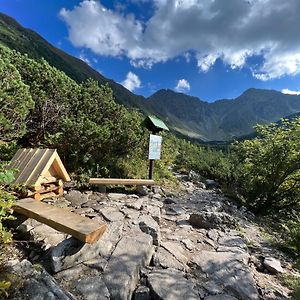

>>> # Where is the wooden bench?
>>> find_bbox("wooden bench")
[89,178,155,186]
[13,198,107,244]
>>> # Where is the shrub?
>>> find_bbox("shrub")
[0,165,15,244]
[232,118,300,212]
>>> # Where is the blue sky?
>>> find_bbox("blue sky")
[1,0,300,102]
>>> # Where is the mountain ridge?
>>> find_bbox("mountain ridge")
[1,12,300,141]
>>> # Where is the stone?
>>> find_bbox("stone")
[99,207,125,222]
[152,193,162,200]
[192,251,259,300]
[142,204,161,224]
[207,229,220,242]
[189,212,237,230]
[182,238,195,251]
[74,207,94,215]
[120,207,140,220]
[164,197,177,204]
[103,231,154,300]
[107,193,128,201]
[30,223,68,246]
[76,276,110,300]
[205,179,218,189]
[127,198,145,210]
[218,235,247,250]
[138,215,161,246]
[50,221,123,272]
[136,185,150,196]
[134,285,150,300]
[263,257,284,274]
[165,206,185,216]
[147,269,199,300]
[153,247,186,271]
[65,190,89,207]
[161,241,188,264]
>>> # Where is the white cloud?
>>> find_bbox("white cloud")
[281,89,300,96]
[79,53,91,65]
[121,71,141,91]
[175,79,190,92]
[60,0,300,79]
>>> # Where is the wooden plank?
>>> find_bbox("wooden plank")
[8,149,24,168]
[16,149,48,185]
[12,149,35,183]
[13,198,107,244]
[89,178,155,186]
[51,154,71,182]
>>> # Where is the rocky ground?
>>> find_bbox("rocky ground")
[2,173,300,300]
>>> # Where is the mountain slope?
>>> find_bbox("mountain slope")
[0,12,148,111]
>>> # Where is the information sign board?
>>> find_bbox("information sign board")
[148,134,162,160]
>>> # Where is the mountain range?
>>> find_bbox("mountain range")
[1,12,300,141]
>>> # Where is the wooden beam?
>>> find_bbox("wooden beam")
[89,178,155,186]
[13,198,107,244]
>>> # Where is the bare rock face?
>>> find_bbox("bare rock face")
[103,230,154,300]
[147,269,199,300]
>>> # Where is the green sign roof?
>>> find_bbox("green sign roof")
[143,115,169,132]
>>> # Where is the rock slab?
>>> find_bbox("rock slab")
[147,269,199,300]
[103,231,154,300]
[192,251,259,300]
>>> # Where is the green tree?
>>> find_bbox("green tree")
[0,57,34,142]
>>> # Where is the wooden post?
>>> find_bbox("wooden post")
[149,159,154,180]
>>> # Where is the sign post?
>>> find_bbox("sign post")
[142,115,169,180]
[148,134,162,179]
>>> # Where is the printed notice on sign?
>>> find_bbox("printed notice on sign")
[148,134,162,160]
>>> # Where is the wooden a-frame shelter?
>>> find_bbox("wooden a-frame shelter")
[8,148,70,188]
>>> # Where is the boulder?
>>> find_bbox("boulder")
[103,230,154,300]
[99,207,125,222]
[189,212,237,230]
[65,190,88,207]
[263,257,284,274]
[205,179,218,189]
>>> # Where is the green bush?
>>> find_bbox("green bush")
[232,118,300,212]
[0,165,15,244]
